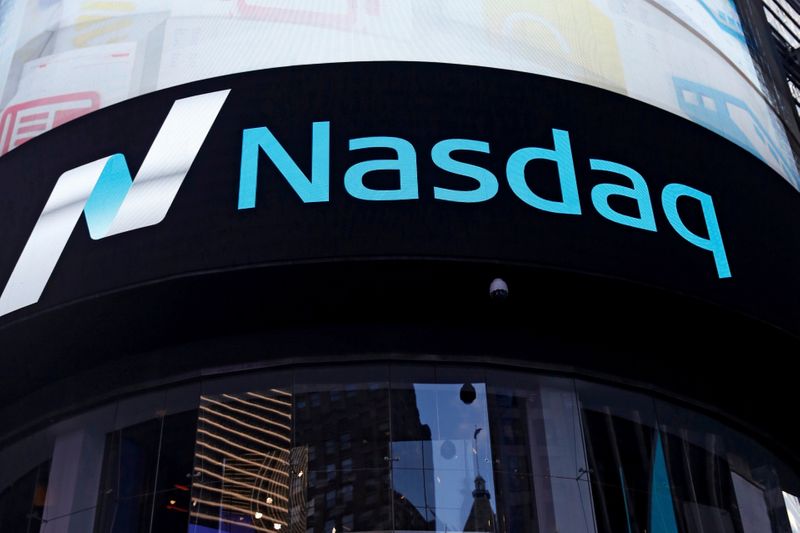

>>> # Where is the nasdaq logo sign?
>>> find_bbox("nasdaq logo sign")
[0,86,733,320]
[0,90,230,318]
[239,123,732,280]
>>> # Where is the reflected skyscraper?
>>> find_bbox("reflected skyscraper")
[190,390,295,532]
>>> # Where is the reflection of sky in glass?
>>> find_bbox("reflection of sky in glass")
[394,383,497,532]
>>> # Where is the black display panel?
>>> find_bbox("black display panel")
[0,62,797,334]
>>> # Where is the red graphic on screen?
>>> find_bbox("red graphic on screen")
[235,0,380,29]
[0,92,101,154]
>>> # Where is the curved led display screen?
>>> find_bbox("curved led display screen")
[0,62,799,337]
[0,0,798,187]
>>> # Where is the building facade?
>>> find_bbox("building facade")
[1,1,800,532]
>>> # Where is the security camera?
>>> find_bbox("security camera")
[460,383,477,404]
[489,278,509,300]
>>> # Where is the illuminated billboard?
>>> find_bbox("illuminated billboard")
[0,62,798,335]
[0,0,797,187]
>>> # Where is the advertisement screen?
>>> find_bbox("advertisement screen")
[0,0,797,187]
[0,62,799,335]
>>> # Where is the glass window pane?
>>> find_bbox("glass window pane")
[0,461,49,533]
[391,367,498,533]
[98,419,161,501]
[577,381,658,533]
[156,410,198,493]
[487,371,594,533]
[304,468,392,533]
[294,365,392,533]
[655,399,786,533]
[732,471,772,533]
[191,389,293,533]
[96,410,197,533]
[151,410,197,533]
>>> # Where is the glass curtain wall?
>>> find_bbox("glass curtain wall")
[1,363,799,533]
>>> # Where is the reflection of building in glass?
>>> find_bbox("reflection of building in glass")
[390,383,438,530]
[463,474,498,533]
[192,383,399,533]
[191,389,298,533]
[488,379,595,533]
[293,383,394,533]
[3,367,800,532]
[486,389,538,533]
[392,383,500,532]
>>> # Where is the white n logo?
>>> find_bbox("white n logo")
[0,89,231,318]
